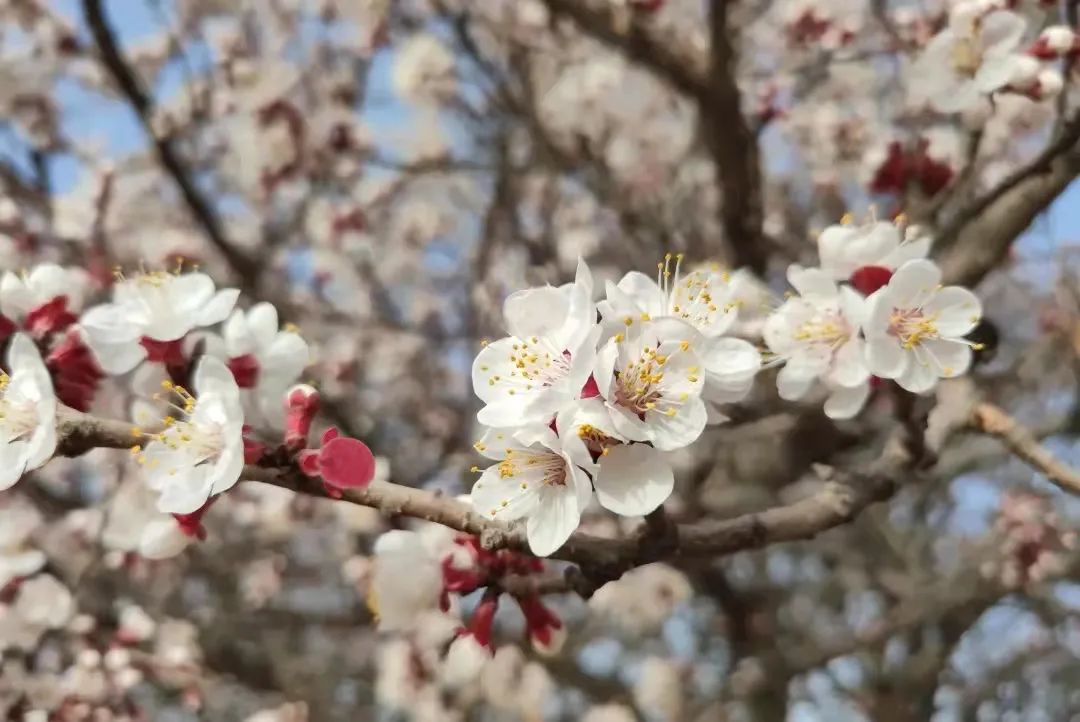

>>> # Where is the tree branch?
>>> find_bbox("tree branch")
[537,0,708,101]
[937,117,1080,287]
[81,0,259,293]
[703,0,767,272]
[970,402,1080,496]
[52,409,911,583]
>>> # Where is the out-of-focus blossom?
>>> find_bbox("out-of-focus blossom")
[0,334,57,490]
[81,270,238,374]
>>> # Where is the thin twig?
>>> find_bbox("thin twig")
[970,402,1080,496]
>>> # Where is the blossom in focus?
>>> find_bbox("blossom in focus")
[817,218,930,287]
[592,318,707,450]
[557,397,674,516]
[0,264,88,338]
[598,255,761,405]
[135,356,246,513]
[909,8,1027,114]
[0,334,58,490]
[222,302,309,427]
[764,266,871,419]
[472,258,598,429]
[863,259,983,393]
[471,426,592,557]
[297,426,377,495]
[80,269,239,374]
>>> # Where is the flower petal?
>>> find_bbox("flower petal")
[593,444,673,516]
[824,382,870,419]
[888,260,942,307]
[925,287,982,337]
[194,288,241,327]
[503,286,568,340]
[865,337,907,378]
[525,483,581,557]
[647,396,707,451]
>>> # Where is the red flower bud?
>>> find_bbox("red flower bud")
[284,384,320,450]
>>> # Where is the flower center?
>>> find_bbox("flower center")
[496,449,566,489]
[793,311,851,349]
[654,254,739,331]
[576,423,619,460]
[490,336,571,397]
[888,308,939,349]
[614,344,693,418]
[950,35,982,77]
[0,373,37,440]
[133,381,225,470]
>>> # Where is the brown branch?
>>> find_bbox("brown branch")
[970,402,1080,496]
[703,0,767,272]
[936,116,1080,287]
[538,0,767,271]
[538,0,708,101]
[52,409,911,584]
[81,0,259,294]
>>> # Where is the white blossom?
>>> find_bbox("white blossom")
[0,263,88,322]
[909,8,1027,114]
[764,266,872,419]
[393,34,456,105]
[136,356,246,513]
[222,302,309,427]
[370,529,449,632]
[592,318,708,450]
[80,270,239,374]
[557,397,673,517]
[817,219,930,281]
[864,260,983,393]
[598,255,761,404]
[472,258,598,429]
[0,334,57,490]
[0,497,45,587]
[471,426,592,557]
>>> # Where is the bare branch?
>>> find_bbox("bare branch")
[937,117,1080,287]
[538,0,708,100]
[703,0,767,272]
[52,409,910,583]
[970,402,1080,496]
[81,0,260,293]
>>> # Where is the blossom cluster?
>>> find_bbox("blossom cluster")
[469,219,984,556]
[0,264,376,551]
[910,3,1069,114]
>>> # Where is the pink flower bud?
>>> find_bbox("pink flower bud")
[284,384,320,450]
[171,496,217,540]
[46,330,104,412]
[849,265,893,295]
[227,353,259,388]
[139,337,187,366]
[319,436,376,491]
[296,426,376,496]
[24,296,78,338]
[1034,69,1064,100]
[466,592,500,648]
[517,595,565,656]
[242,426,267,464]
[1030,25,1077,59]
